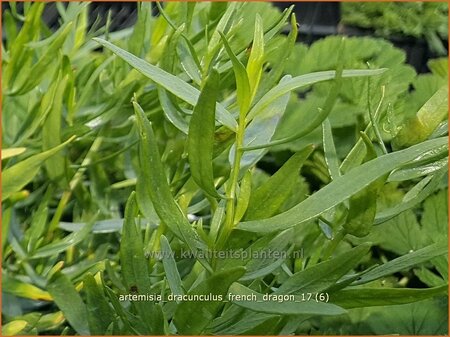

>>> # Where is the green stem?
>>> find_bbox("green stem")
[340,88,387,173]
[148,222,166,270]
[47,136,103,236]
[243,38,345,152]
[216,112,246,250]
[367,80,387,154]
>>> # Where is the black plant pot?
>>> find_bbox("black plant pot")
[273,2,341,44]
[88,2,138,31]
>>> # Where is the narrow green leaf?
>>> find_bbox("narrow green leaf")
[13,66,60,145]
[354,241,448,285]
[263,5,294,42]
[340,133,370,174]
[209,199,226,242]
[34,312,65,332]
[236,75,292,169]
[103,286,139,334]
[158,87,190,134]
[388,157,448,182]
[2,273,52,301]
[208,2,228,22]
[75,56,114,110]
[133,100,211,270]
[184,3,197,35]
[43,72,68,183]
[83,273,115,335]
[160,23,185,71]
[3,10,17,49]
[394,85,448,148]
[276,243,371,295]
[73,4,88,50]
[9,22,73,95]
[59,218,143,234]
[229,283,346,316]
[218,230,289,273]
[47,272,89,335]
[344,132,385,237]
[212,312,280,336]
[62,56,75,119]
[2,208,12,252]
[94,38,237,131]
[160,235,184,296]
[238,137,447,233]
[331,286,448,309]
[157,24,191,134]
[246,14,264,101]
[241,257,288,282]
[188,69,224,199]
[27,186,53,252]
[2,320,28,336]
[128,2,152,57]
[375,169,447,224]
[203,2,238,72]
[415,267,446,287]
[1,147,26,160]
[322,119,340,180]
[173,267,246,335]
[234,169,253,224]
[257,13,297,98]
[120,192,165,335]
[405,140,448,164]
[208,2,236,47]
[240,230,293,281]
[3,3,45,89]
[247,68,386,121]
[244,38,345,150]
[30,215,94,259]
[135,173,160,225]
[2,136,75,201]
[156,3,201,84]
[179,39,202,85]
[220,32,251,115]
[245,145,314,220]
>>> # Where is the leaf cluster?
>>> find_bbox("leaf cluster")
[2,2,448,335]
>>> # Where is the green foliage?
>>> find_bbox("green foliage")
[187,69,225,199]
[341,2,448,55]
[393,85,448,148]
[2,137,75,201]
[47,272,89,335]
[2,2,448,336]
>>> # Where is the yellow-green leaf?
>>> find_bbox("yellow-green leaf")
[246,14,264,101]
[2,136,75,201]
[1,147,26,160]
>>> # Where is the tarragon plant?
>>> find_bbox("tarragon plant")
[1,2,448,335]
